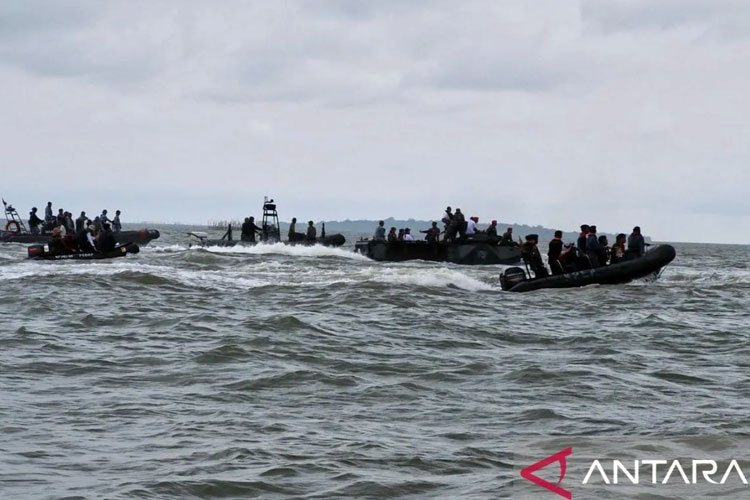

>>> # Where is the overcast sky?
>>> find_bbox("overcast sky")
[1,1,749,243]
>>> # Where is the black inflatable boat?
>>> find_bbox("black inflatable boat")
[27,242,141,261]
[499,244,676,292]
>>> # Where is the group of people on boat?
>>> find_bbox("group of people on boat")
[371,206,518,246]
[521,225,649,278]
[47,220,118,255]
[27,202,122,236]
[239,215,319,243]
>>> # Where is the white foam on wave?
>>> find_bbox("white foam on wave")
[144,244,188,253]
[361,266,496,292]
[201,242,370,261]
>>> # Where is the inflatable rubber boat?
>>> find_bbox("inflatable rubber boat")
[355,239,522,265]
[499,244,676,292]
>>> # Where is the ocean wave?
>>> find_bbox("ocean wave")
[201,242,370,261]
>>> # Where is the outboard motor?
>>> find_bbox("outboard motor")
[500,266,527,291]
[27,244,45,258]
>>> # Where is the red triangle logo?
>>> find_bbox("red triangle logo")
[520,447,573,499]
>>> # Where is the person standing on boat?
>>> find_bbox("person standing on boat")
[241,217,262,242]
[288,217,298,241]
[100,209,112,226]
[465,217,479,238]
[75,211,88,234]
[28,207,43,235]
[577,224,589,255]
[113,210,122,233]
[373,220,386,242]
[441,207,453,230]
[452,209,466,241]
[486,220,498,242]
[521,234,548,278]
[44,202,54,224]
[627,226,646,257]
[548,230,564,275]
[306,221,317,241]
[421,222,440,243]
[585,225,602,267]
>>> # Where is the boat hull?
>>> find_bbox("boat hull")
[500,244,677,292]
[355,240,522,265]
[190,234,346,248]
[28,243,141,261]
[1,229,160,246]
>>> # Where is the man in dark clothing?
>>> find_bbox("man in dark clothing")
[521,234,548,278]
[373,220,386,242]
[586,225,601,267]
[486,220,498,241]
[548,230,564,275]
[241,217,262,242]
[28,207,43,234]
[627,226,646,257]
[75,212,88,234]
[452,209,466,242]
[500,227,516,246]
[44,202,54,224]
[387,227,398,242]
[306,221,317,241]
[113,210,122,232]
[577,224,590,255]
[288,217,298,241]
[98,224,116,252]
[76,226,95,252]
[420,222,440,243]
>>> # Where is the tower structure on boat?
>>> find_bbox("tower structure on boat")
[261,196,280,242]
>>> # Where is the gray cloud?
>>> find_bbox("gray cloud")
[0,1,749,242]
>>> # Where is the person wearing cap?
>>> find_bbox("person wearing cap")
[387,227,398,242]
[486,220,498,241]
[421,222,440,244]
[521,234,548,278]
[627,226,646,258]
[28,207,43,234]
[501,227,515,246]
[306,221,317,241]
[441,206,453,228]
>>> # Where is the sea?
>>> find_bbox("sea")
[1,224,748,499]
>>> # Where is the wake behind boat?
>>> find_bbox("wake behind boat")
[500,244,676,292]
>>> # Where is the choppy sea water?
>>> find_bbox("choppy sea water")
[1,225,749,499]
